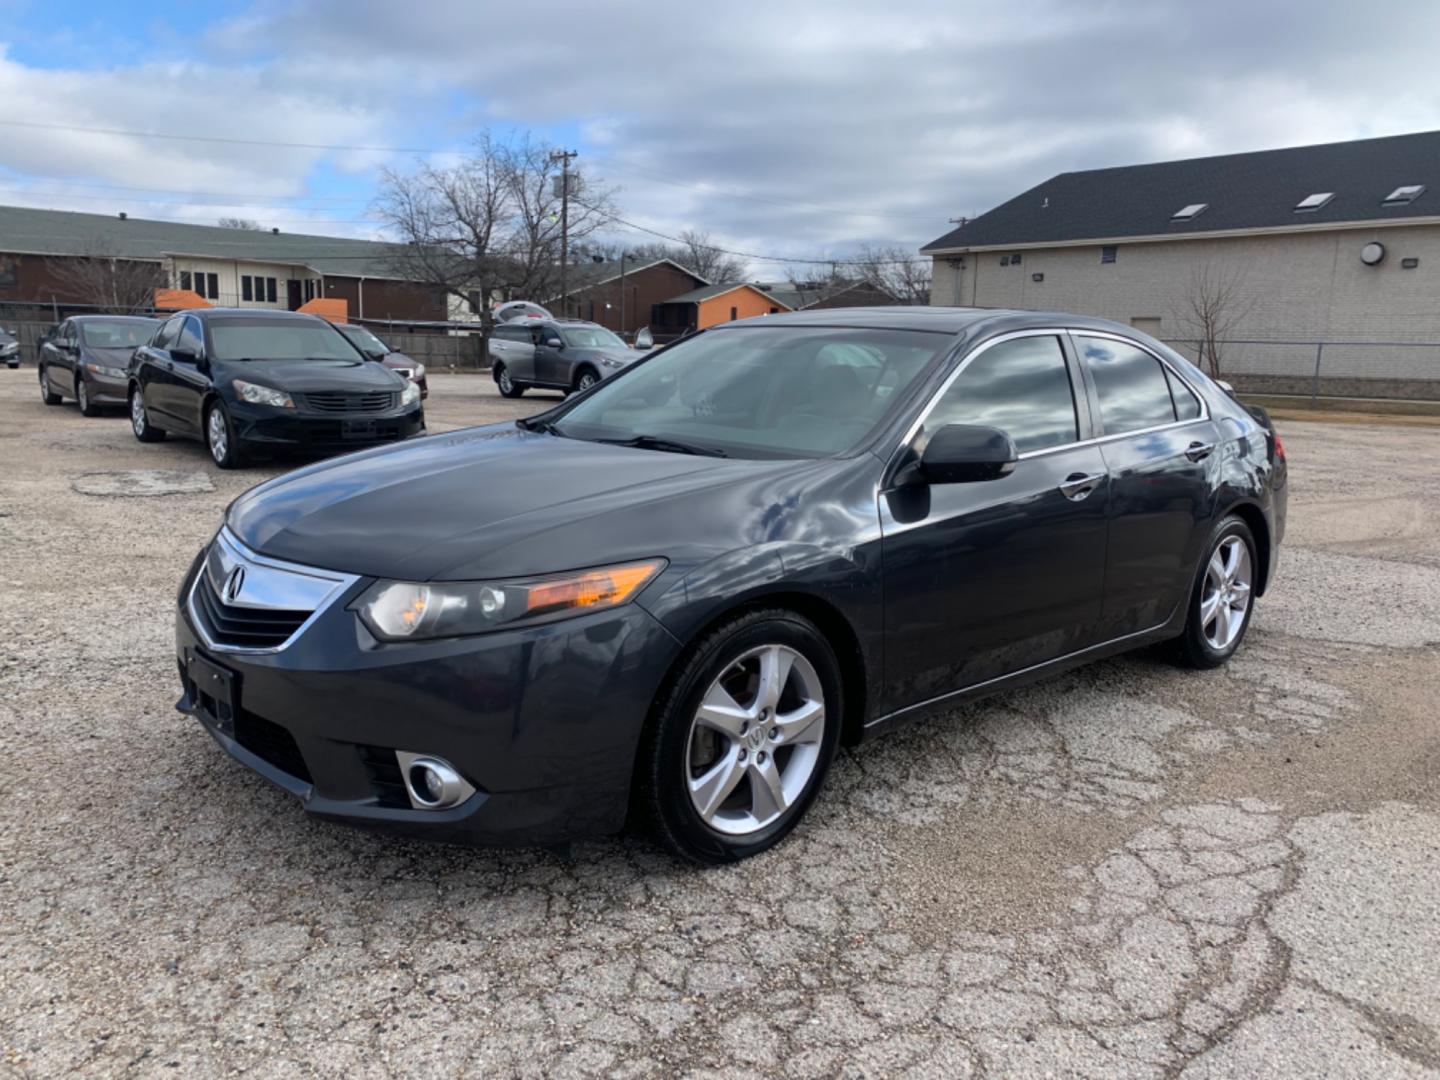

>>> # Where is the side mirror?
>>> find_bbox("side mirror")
[169,347,199,366]
[544,336,564,349]
[918,424,1018,484]
[634,327,654,350]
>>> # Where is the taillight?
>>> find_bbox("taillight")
[1273,432,1286,462]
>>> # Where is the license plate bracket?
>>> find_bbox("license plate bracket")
[342,418,378,440]
[186,649,238,735]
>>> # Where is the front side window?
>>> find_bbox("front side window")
[154,316,185,349]
[555,327,947,459]
[1077,335,1177,433]
[79,320,155,349]
[177,317,205,358]
[206,317,365,362]
[561,326,625,349]
[920,335,1078,454]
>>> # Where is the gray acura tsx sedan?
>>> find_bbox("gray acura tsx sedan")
[175,306,1286,863]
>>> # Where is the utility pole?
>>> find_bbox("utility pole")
[618,251,627,336]
[550,149,578,317]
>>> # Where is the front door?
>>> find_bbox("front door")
[533,327,567,386]
[165,315,210,434]
[880,332,1110,713]
[1072,333,1220,638]
[286,279,302,311]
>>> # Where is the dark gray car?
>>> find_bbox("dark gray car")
[39,315,158,416]
[1,327,19,368]
[491,319,637,398]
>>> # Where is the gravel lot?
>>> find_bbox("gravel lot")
[2,369,1437,1078]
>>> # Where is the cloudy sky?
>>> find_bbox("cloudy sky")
[2,0,1438,273]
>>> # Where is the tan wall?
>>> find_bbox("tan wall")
[928,224,1440,342]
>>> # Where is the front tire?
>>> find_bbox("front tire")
[572,367,599,394]
[1174,515,1257,669]
[205,400,246,469]
[639,609,843,864]
[495,364,525,398]
[130,385,164,441]
[39,366,61,405]
[77,374,100,417]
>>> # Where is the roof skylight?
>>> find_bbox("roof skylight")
[1383,184,1425,206]
[1171,203,1208,220]
[1294,192,1335,212]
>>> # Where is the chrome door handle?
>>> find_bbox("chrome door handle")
[1059,472,1104,501]
[1185,441,1215,462]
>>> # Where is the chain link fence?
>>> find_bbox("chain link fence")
[1162,338,1440,401]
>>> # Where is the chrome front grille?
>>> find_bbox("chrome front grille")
[301,390,397,413]
[187,529,359,653]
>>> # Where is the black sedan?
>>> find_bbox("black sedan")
[130,309,425,467]
[336,322,429,399]
[175,307,1286,862]
[38,315,158,415]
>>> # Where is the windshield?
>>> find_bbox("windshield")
[562,326,625,349]
[208,318,364,362]
[80,320,154,348]
[554,326,947,458]
[340,325,389,354]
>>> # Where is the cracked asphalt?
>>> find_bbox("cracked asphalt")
[1,369,1438,1078]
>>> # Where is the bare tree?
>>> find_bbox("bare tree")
[49,234,165,313]
[675,230,746,284]
[1172,260,1255,378]
[374,130,618,335]
[851,245,932,305]
[217,217,263,230]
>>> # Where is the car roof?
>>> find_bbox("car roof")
[189,308,328,323]
[714,305,1161,341]
[70,314,157,322]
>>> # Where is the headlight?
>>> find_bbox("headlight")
[600,356,625,369]
[232,379,294,409]
[412,363,425,378]
[401,381,421,407]
[355,559,665,641]
[1,341,17,355]
[85,362,127,379]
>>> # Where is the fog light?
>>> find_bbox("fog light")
[395,751,475,810]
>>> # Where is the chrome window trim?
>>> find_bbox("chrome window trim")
[187,527,359,655]
[893,326,1212,468]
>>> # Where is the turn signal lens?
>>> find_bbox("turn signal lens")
[356,560,666,641]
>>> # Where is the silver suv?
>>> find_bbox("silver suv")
[490,319,637,398]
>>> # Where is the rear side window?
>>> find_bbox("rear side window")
[922,334,1078,454]
[1165,367,1202,420]
[1077,335,1177,433]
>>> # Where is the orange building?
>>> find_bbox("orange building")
[651,282,792,336]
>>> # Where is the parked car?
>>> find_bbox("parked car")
[38,315,158,415]
[1,327,19,368]
[174,306,1286,862]
[335,322,428,399]
[490,318,638,397]
[129,308,424,468]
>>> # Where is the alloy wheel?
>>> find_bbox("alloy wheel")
[577,372,597,391]
[77,379,88,412]
[498,368,513,394]
[1201,535,1252,650]
[130,389,146,434]
[685,644,826,836]
[207,407,228,464]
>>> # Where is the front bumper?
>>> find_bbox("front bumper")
[174,547,682,846]
[229,401,426,454]
[85,370,130,405]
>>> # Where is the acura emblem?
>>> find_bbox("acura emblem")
[224,566,246,603]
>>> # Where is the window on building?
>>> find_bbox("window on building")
[1000,255,1010,266]
[1100,246,1117,264]
[242,276,254,302]
[0,256,18,286]
[180,271,192,291]
[206,273,219,299]
[1010,252,1022,265]
[1076,335,1178,434]
[1171,203,1208,220]
[265,277,277,303]
[1383,184,1425,206]
[1294,192,1334,213]
[730,306,738,321]
[922,335,1078,454]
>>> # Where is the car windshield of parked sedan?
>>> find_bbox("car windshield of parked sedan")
[561,326,626,349]
[553,326,948,458]
[80,320,154,348]
[207,318,364,362]
[339,324,390,354]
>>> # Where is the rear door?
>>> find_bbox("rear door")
[1073,332,1220,638]
[880,331,1111,711]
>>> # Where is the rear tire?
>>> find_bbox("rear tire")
[1173,515,1258,669]
[77,374,100,417]
[129,385,165,442]
[39,366,61,405]
[495,364,525,398]
[638,609,843,864]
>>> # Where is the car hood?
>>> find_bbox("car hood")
[380,350,418,369]
[215,358,402,393]
[227,424,811,581]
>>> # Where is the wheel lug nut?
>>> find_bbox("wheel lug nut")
[769,727,780,740]
[757,751,767,764]
[738,748,747,761]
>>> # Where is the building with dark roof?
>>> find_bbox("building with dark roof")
[651,282,794,337]
[0,205,447,321]
[921,131,1440,375]
[541,258,709,336]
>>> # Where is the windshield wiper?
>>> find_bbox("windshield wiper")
[596,434,728,458]
[518,416,564,436]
